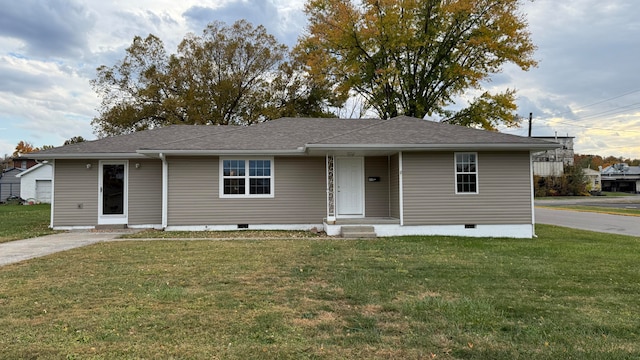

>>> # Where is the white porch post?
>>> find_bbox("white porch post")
[399,151,404,226]
[160,153,168,229]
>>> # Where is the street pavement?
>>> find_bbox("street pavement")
[535,196,640,237]
[536,208,640,237]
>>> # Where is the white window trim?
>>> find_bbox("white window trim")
[454,152,479,194]
[219,157,274,198]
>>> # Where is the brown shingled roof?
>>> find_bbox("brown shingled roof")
[31,116,560,159]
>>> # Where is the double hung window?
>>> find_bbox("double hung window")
[455,153,478,194]
[221,158,273,197]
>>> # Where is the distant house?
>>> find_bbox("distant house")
[531,135,574,176]
[582,168,602,193]
[30,116,559,238]
[0,168,23,202]
[601,164,640,193]
[6,157,39,170]
[15,162,53,203]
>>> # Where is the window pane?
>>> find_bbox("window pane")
[250,178,270,194]
[457,174,477,193]
[249,160,271,177]
[224,179,245,194]
[224,160,245,177]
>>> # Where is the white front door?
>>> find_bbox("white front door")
[98,161,128,225]
[336,157,364,217]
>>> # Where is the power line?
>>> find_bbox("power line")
[550,88,640,118]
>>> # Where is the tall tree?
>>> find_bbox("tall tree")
[91,20,337,137]
[64,136,86,145]
[12,141,38,157]
[297,0,537,129]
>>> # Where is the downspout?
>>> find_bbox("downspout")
[530,151,537,238]
[159,153,168,229]
[50,160,55,229]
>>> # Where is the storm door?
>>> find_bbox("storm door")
[98,161,128,225]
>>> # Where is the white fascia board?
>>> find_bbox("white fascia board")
[305,143,562,151]
[29,153,146,160]
[15,163,46,177]
[136,149,306,157]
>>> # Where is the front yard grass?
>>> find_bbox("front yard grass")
[0,204,57,243]
[1,225,639,359]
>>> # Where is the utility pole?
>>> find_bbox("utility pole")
[528,112,532,137]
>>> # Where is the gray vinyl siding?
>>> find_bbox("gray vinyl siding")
[365,156,389,217]
[402,151,532,225]
[389,154,400,219]
[53,160,98,226]
[167,156,326,225]
[128,159,162,225]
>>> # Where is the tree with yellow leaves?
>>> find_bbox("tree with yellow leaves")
[297,0,537,129]
[12,141,38,157]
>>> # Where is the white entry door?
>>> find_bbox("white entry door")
[336,157,364,217]
[98,161,128,225]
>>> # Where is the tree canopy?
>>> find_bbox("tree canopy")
[64,136,86,145]
[92,20,339,137]
[12,141,38,157]
[297,0,537,129]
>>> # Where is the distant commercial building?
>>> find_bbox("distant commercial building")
[531,135,574,176]
[601,163,640,193]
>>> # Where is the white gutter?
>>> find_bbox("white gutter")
[29,153,146,160]
[137,149,306,156]
[159,153,168,229]
[305,143,562,151]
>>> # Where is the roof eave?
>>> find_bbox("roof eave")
[136,149,306,157]
[304,143,562,151]
[28,153,146,160]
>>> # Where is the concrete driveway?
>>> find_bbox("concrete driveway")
[0,231,132,267]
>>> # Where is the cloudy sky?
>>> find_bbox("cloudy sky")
[1,0,639,159]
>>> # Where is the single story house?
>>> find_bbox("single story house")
[582,168,602,193]
[30,116,559,238]
[0,168,23,202]
[15,162,53,203]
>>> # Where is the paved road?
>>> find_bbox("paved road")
[0,231,131,266]
[536,207,640,237]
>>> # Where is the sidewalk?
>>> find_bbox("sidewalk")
[0,230,135,267]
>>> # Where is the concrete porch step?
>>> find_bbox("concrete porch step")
[94,224,128,230]
[340,225,376,239]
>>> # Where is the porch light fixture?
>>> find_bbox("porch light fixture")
[86,163,92,169]
[135,163,141,169]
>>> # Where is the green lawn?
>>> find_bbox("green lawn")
[1,225,639,359]
[0,204,57,243]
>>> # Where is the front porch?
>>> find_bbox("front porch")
[323,217,400,237]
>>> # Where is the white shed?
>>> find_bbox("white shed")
[15,163,53,203]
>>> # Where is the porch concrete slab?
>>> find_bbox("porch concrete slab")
[0,231,133,267]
